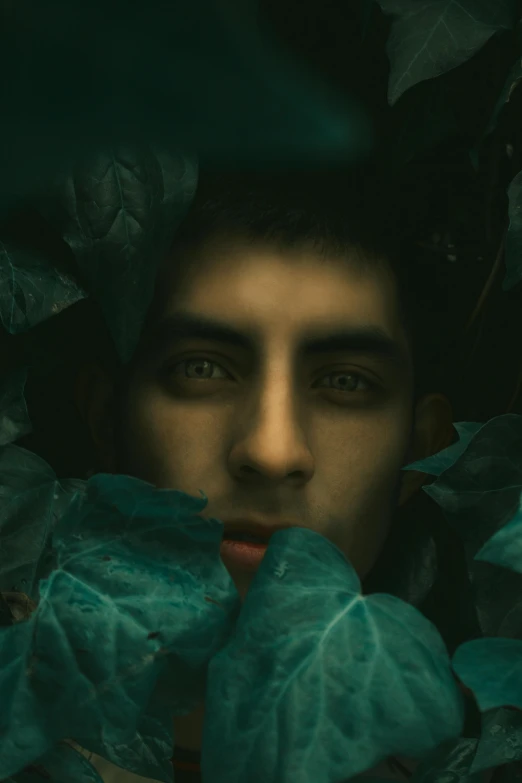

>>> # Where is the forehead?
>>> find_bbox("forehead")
[152,238,405,342]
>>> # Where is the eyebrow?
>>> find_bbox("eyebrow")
[139,311,408,369]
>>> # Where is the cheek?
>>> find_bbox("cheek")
[318,406,410,493]
[319,415,410,575]
[122,394,226,491]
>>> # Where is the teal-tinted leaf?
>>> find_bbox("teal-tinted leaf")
[471,707,522,773]
[376,0,518,105]
[71,704,174,782]
[0,240,87,335]
[452,637,522,712]
[0,0,371,217]
[0,444,84,599]
[11,741,104,783]
[504,170,522,291]
[202,527,465,783]
[474,491,522,575]
[424,415,522,554]
[0,367,32,446]
[402,422,483,475]
[0,473,240,781]
[402,736,484,783]
[424,414,522,639]
[39,146,198,364]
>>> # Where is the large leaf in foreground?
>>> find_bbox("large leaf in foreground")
[202,527,465,783]
[0,474,240,782]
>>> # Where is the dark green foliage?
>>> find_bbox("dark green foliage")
[2,0,522,781]
[376,0,518,104]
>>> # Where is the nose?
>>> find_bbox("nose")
[227,375,315,484]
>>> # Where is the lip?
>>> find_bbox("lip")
[220,538,269,572]
[220,518,298,542]
[219,518,298,573]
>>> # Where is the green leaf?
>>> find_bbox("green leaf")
[376,0,518,105]
[0,444,83,599]
[422,414,522,638]
[0,367,32,446]
[0,473,240,782]
[11,741,104,783]
[452,637,522,712]
[0,240,87,335]
[38,146,198,364]
[472,707,522,773]
[402,421,483,475]
[474,491,522,575]
[202,527,465,783]
[400,736,485,783]
[504,170,522,291]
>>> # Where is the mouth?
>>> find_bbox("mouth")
[223,532,269,544]
[220,534,270,572]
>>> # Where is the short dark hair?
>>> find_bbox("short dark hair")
[139,165,456,407]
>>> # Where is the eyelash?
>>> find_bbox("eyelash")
[163,356,379,395]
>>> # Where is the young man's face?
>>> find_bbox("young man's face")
[79,237,453,601]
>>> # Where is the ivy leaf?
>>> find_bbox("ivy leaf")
[0,444,84,600]
[474,491,522,575]
[202,527,465,783]
[70,705,174,783]
[0,240,87,335]
[452,637,522,712]
[10,741,104,783]
[39,146,198,364]
[448,490,522,722]
[423,414,522,639]
[402,422,483,476]
[402,736,485,783]
[472,706,522,772]
[0,367,32,446]
[0,473,240,782]
[376,0,518,105]
[504,170,522,291]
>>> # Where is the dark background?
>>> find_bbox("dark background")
[1,0,522,481]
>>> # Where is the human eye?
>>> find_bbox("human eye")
[163,356,232,382]
[313,369,378,396]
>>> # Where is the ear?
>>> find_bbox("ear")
[398,392,454,506]
[74,361,117,473]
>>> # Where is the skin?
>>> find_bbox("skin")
[76,236,454,759]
